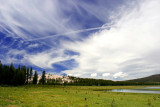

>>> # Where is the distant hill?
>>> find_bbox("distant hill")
[126,74,160,82]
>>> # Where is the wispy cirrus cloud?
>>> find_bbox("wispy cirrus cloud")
[0,0,79,42]
[0,0,134,42]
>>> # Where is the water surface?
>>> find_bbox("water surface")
[145,87,160,89]
[107,87,160,94]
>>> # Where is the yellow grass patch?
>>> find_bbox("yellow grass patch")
[31,91,49,93]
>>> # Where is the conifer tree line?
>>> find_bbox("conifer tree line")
[0,61,46,86]
[66,76,160,86]
[0,61,160,86]
[0,61,64,86]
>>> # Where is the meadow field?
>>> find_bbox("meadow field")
[0,85,160,107]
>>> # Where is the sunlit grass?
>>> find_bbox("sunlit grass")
[0,85,160,107]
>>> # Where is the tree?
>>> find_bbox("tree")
[26,67,29,84]
[40,70,46,84]
[0,61,2,84]
[29,67,33,80]
[18,64,21,71]
[11,69,18,85]
[19,69,25,85]
[8,63,15,85]
[33,71,38,84]
[21,65,27,84]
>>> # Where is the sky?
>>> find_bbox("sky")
[0,0,160,80]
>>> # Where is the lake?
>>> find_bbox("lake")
[107,87,160,94]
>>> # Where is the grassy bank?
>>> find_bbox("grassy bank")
[0,85,160,107]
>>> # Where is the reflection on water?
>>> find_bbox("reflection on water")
[107,87,160,94]
[145,87,160,89]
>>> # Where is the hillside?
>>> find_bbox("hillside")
[126,74,160,82]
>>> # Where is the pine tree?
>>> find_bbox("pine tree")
[12,69,18,85]
[40,70,46,84]
[33,71,38,84]
[9,63,15,85]
[26,67,29,84]
[29,67,33,80]
[20,69,25,85]
[21,65,27,84]
[0,60,2,84]
[18,64,21,71]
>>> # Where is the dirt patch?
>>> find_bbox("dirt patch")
[7,105,20,107]
[4,99,13,102]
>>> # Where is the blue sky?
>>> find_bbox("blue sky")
[0,0,160,80]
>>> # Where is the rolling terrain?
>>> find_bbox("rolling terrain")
[127,74,160,82]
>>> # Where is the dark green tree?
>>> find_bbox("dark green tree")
[18,64,21,71]
[5,63,15,85]
[21,65,27,84]
[26,67,29,84]
[33,71,38,84]
[19,69,25,85]
[40,70,46,84]
[11,69,18,85]
[0,61,2,84]
[29,67,33,80]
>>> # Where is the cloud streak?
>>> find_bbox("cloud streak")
[26,26,111,41]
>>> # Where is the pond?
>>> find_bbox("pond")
[107,87,160,94]
[145,87,160,89]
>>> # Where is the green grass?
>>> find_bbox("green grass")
[149,89,160,91]
[0,85,160,107]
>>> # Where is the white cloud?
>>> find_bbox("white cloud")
[1,49,28,64]
[0,0,139,77]
[2,48,78,69]
[28,43,39,48]
[28,49,78,69]
[2,0,160,81]
[113,72,127,79]
[62,0,160,80]
[102,73,110,77]
[67,74,73,76]
[91,73,97,77]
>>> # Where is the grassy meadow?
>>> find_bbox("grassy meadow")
[0,85,160,107]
